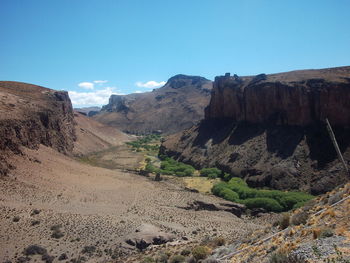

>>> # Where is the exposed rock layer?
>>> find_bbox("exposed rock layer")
[94,75,212,134]
[161,67,350,194]
[0,81,76,175]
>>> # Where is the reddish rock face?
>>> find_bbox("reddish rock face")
[206,67,350,127]
[162,67,350,194]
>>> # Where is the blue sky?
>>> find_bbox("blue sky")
[1,0,349,107]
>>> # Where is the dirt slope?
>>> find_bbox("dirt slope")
[73,111,130,156]
[0,145,268,263]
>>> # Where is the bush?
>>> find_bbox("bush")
[223,173,232,181]
[211,177,314,212]
[142,257,155,263]
[291,210,309,226]
[145,163,159,174]
[211,182,229,196]
[192,246,211,261]
[220,188,239,202]
[319,228,334,238]
[159,158,195,177]
[169,255,186,263]
[228,177,247,187]
[278,213,290,229]
[200,168,222,179]
[212,236,226,247]
[24,245,47,256]
[244,198,283,212]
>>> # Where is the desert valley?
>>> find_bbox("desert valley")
[0,67,350,263]
[1,1,350,262]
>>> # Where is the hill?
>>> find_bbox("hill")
[161,66,350,194]
[93,74,212,134]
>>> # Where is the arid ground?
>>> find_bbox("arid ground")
[0,142,273,262]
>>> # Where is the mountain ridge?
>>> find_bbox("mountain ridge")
[93,74,213,134]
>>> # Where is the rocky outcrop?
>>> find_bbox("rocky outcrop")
[94,75,212,134]
[0,81,76,175]
[161,67,350,194]
[205,68,350,126]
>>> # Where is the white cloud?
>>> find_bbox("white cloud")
[134,90,143,93]
[78,82,94,90]
[69,87,124,107]
[135,80,166,89]
[94,80,108,84]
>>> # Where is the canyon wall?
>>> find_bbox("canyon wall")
[0,81,76,175]
[161,67,350,194]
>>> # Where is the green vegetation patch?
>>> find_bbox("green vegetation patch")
[211,177,314,212]
[144,157,195,177]
[199,168,222,179]
[126,134,161,153]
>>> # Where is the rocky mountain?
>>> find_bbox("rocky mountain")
[0,81,129,175]
[93,74,213,134]
[161,66,350,194]
[0,81,76,175]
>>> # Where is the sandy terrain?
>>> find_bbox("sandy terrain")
[0,143,272,262]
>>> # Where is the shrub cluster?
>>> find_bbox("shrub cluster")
[145,157,195,177]
[211,178,314,212]
[199,168,222,179]
[160,158,195,177]
[126,134,161,152]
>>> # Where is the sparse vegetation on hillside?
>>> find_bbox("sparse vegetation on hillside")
[212,178,314,212]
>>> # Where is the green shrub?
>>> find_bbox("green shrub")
[211,182,229,196]
[211,177,314,213]
[220,188,239,202]
[223,172,232,181]
[228,177,248,187]
[159,158,195,177]
[200,168,222,179]
[244,198,283,212]
[145,163,159,174]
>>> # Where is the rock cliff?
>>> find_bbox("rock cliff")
[0,81,76,175]
[93,75,212,134]
[161,67,350,194]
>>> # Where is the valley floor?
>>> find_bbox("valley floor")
[0,144,271,262]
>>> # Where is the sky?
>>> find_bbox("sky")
[1,0,350,107]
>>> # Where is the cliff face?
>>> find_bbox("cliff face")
[206,68,350,126]
[0,81,76,175]
[94,75,212,134]
[161,67,350,194]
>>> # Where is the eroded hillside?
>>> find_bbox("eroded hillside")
[0,81,76,176]
[161,67,350,194]
[93,74,213,134]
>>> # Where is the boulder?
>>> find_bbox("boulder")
[124,224,174,250]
